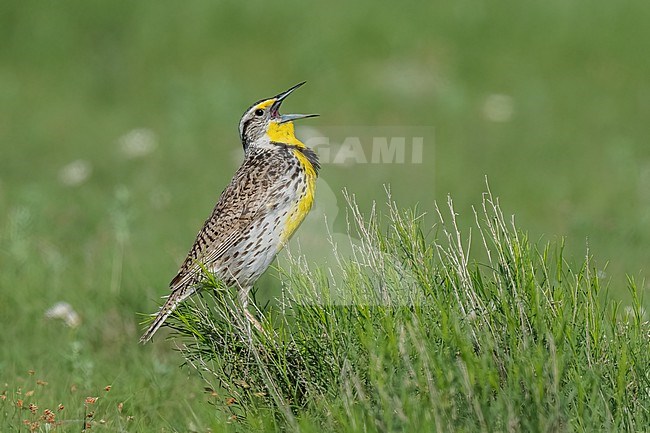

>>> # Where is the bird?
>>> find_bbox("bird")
[140,82,319,343]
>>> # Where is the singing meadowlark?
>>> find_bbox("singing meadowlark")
[140,82,319,343]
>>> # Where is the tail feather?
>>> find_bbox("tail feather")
[139,288,194,343]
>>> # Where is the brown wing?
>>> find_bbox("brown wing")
[168,149,286,292]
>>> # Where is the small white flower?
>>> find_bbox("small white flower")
[483,94,515,123]
[118,128,157,159]
[58,160,92,186]
[45,302,81,328]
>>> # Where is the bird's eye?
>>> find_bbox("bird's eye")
[254,109,264,116]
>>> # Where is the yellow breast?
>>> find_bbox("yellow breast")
[280,156,316,244]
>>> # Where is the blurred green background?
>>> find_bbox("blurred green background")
[1,0,649,429]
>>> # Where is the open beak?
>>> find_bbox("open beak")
[270,81,319,123]
[278,113,319,124]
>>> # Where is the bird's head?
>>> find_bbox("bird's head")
[238,81,318,151]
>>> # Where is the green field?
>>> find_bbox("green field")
[1,1,649,431]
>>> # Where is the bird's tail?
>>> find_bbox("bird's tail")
[139,288,194,343]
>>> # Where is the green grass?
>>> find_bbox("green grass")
[2,0,650,431]
[167,190,649,432]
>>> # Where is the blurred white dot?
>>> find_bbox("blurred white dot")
[58,159,92,186]
[118,128,157,159]
[45,301,81,328]
[149,186,171,210]
[482,94,515,123]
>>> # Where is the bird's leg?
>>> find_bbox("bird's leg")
[244,310,265,334]
[239,287,265,335]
